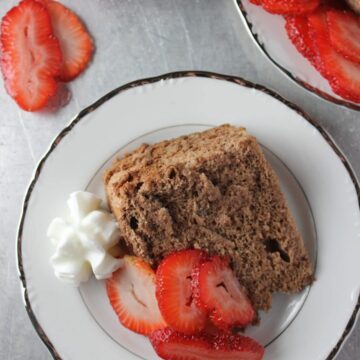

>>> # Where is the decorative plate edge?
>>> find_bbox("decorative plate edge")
[234,0,360,112]
[16,70,360,360]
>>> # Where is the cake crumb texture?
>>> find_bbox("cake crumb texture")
[104,124,314,311]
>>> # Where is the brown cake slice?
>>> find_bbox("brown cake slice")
[104,125,314,311]
[346,0,360,15]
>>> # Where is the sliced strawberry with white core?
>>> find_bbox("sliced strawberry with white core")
[193,256,255,330]
[156,249,208,334]
[309,9,360,103]
[327,10,360,64]
[106,256,166,335]
[40,0,93,81]
[150,327,265,360]
[0,0,61,111]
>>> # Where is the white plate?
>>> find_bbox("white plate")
[17,72,360,360]
[234,0,360,111]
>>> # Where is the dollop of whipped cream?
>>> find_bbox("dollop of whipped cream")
[47,191,123,286]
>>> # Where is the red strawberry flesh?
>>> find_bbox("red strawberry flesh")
[156,249,208,334]
[193,256,255,330]
[0,0,61,111]
[285,15,320,70]
[150,327,264,360]
[262,0,320,15]
[327,10,360,64]
[308,8,360,103]
[40,0,93,81]
[106,256,166,335]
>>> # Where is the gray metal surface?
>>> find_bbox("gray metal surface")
[0,0,358,359]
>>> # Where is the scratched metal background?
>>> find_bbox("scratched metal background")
[0,0,359,359]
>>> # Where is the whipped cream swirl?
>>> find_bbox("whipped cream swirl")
[47,191,123,285]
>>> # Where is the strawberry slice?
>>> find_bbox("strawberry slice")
[192,256,255,330]
[150,327,265,360]
[106,256,166,335]
[327,10,360,64]
[262,0,320,15]
[285,15,320,69]
[309,9,360,103]
[39,0,93,81]
[249,0,262,5]
[156,250,208,334]
[0,0,62,111]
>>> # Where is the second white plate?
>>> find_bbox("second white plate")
[235,0,360,111]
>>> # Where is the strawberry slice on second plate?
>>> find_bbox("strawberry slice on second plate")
[106,256,166,336]
[262,0,320,15]
[285,15,320,70]
[327,10,360,64]
[156,249,208,334]
[0,0,62,111]
[150,327,265,360]
[40,0,94,81]
[308,9,360,103]
[193,256,255,330]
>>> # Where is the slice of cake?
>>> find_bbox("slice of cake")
[104,125,314,311]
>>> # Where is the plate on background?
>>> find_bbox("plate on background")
[17,71,360,360]
[234,0,360,111]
